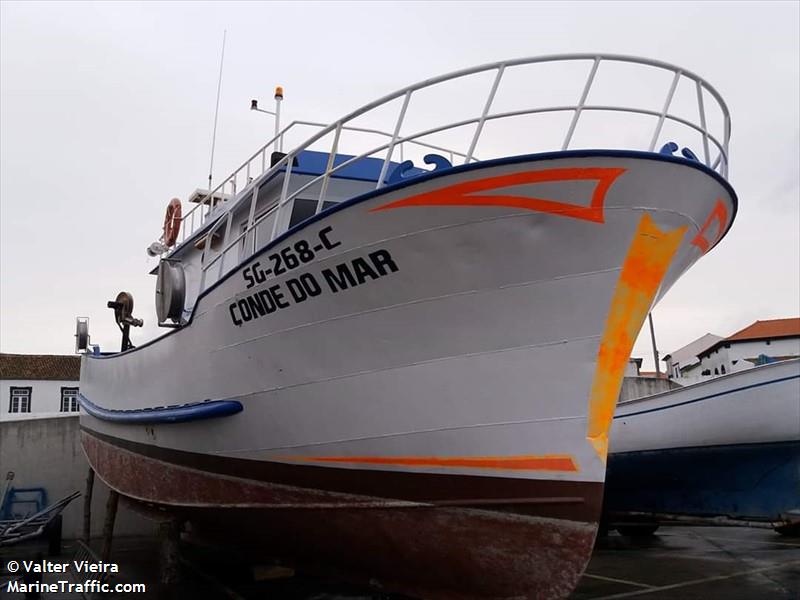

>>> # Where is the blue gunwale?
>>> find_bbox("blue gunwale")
[89,149,738,360]
[79,393,243,424]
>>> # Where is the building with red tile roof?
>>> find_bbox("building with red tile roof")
[725,318,800,343]
[1,354,81,420]
[696,318,800,377]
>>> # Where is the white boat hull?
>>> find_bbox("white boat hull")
[80,151,736,598]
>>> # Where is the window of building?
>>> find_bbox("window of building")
[9,387,32,413]
[720,365,726,374]
[60,387,79,413]
[766,339,771,345]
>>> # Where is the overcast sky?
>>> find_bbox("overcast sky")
[1,1,798,371]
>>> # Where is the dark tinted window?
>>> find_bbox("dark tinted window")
[256,182,273,206]
[289,198,336,229]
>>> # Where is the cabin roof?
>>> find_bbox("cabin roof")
[290,150,426,182]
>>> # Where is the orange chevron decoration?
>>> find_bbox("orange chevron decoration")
[691,199,729,254]
[282,454,579,472]
[370,167,627,223]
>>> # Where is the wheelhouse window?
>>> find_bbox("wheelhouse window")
[61,387,79,413]
[289,198,336,229]
[9,387,32,414]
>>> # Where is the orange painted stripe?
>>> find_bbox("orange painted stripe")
[284,455,579,472]
[587,213,687,462]
[370,167,626,223]
[691,199,729,254]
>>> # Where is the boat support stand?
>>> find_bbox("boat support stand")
[82,466,188,596]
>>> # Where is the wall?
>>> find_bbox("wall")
[624,359,641,377]
[0,416,157,539]
[0,379,79,420]
[618,376,682,402]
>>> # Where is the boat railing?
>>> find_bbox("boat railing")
[177,121,471,246]
[197,54,732,291]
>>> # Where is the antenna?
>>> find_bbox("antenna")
[208,29,227,192]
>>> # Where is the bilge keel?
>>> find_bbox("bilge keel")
[78,55,737,599]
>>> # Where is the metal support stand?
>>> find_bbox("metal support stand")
[121,323,132,353]
[158,518,183,599]
[101,489,119,563]
[82,468,95,543]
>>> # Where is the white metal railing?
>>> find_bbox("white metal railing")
[177,121,472,247]
[188,54,731,289]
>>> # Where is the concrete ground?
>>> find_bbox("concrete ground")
[574,526,800,599]
[2,526,798,599]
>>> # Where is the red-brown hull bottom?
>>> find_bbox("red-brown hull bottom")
[190,506,597,600]
[82,429,601,599]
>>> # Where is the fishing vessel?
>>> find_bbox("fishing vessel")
[77,54,737,599]
[607,358,800,535]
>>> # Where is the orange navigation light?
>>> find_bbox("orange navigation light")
[275,86,284,100]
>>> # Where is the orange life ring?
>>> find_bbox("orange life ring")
[163,198,182,247]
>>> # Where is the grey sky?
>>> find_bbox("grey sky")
[1,1,798,370]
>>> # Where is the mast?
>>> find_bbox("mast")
[207,29,227,192]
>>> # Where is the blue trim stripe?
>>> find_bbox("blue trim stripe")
[615,373,800,419]
[79,393,243,424]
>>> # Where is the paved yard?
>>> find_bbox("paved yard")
[2,526,798,598]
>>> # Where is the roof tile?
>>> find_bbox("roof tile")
[726,318,800,342]
[0,354,80,381]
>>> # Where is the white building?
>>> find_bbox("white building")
[0,354,81,421]
[664,318,800,384]
[624,357,643,377]
[663,332,724,381]
[696,318,800,377]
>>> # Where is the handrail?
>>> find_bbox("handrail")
[175,119,471,247]
[176,120,298,245]
[201,108,728,278]
[292,120,472,162]
[193,54,732,289]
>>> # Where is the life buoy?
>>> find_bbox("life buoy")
[163,198,182,247]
